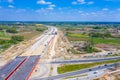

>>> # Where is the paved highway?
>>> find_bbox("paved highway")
[35,62,120,80]
[0,56,26,80]
[8,56,40,80]
[51,57,120,64]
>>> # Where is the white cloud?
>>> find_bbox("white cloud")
[0,0,14,3]
[102,8,109,11]
[72,0,86,5]
[72,1,77,5]
[72,0,94,5]
[8,0,13,3]
[88,1,94,5]
[36,8,45,13]
[8,5,15,8]
[49,4,56,7]
[36,4,55,12]
[47,7,54,10]
[37,0,51,5]
[37,0,55,10]
[47,4,56,10]
[77,0,86,4]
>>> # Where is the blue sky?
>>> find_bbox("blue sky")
[0,0,120,21]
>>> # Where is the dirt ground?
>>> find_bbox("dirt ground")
[96,67,120,80]
[52,29,90,60]
[30,29,59,79]
[0,32,43,63]
[51,29,72,59]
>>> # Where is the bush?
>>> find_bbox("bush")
[90,33,103,38]
[0,26,8,30]
[36,28,46,32]
[11,36,24,42]
[93,26,102,29]
[104,32,112,38]
[0,27,3,30]
[6,28,18,33]
[90,32,112,38]
[84,43,93,53]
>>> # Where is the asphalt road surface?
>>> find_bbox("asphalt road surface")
[0,56,26,80]
[8,56,39,80]
[8,56,40,80]
[35,62,120,80]
[51,57,120,64]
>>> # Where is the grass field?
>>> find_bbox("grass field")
[0,31,10,39]
[66,32,89,38]
[0,31,5,36]
[66,32,120,45]
[93,38,120,45]
[0,31,11,53]
[58,59,120,74]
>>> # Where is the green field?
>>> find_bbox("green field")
[0,31,5,36]
[0,31,10,39]
[93,38,120,45]
[58,59,120,74]
[0,31,11,53]
[67,32,89,41]
[66,32,120,45]
[66,32,89,38]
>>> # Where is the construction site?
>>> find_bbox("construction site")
[0,24,120,80]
